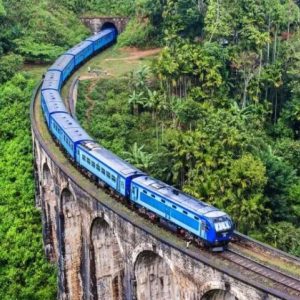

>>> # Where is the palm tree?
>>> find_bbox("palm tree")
[144,89,159,120]
[123,142,154,172]
[128,90,147,115]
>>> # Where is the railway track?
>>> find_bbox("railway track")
[221,248,300,297]
[234,232,300,268]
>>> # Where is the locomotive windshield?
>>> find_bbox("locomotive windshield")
[212,217,232,232]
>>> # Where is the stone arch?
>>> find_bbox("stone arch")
[134,250,178,300]
[90,217,124,300]
[42,163,58,261]
[201,290,238,300]
[131,242,175,273]
[101,21,118,34]
[200,281,244,300]
[60,187,83,300]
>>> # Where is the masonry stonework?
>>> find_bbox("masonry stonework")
[33,133,283,300]
[80,17,129,34]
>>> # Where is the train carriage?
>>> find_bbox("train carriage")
[41,70,62,92]
[130,176,233,250]
[48,54,75,84]
[41,90,68,126]
[66,41,94,67]
[77,142,144,197]
[50,113,93,159]
[86,28,117,52]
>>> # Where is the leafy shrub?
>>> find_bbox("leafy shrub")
[118,18,158,48]
[0,53,23,84]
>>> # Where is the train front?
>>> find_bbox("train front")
[205,211,234,251]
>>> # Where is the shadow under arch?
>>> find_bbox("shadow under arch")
[41,162,57,261]
[59,187,83,300]
[133,250,177,300]
[42,162,52,184]
[89,217,124,300]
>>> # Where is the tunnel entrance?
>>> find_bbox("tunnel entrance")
[101,22,118,34]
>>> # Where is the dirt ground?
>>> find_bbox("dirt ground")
[104,47,161,61]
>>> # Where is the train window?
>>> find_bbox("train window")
[194,216,199,220]
[121,181,125,189]
[151,194,155,198]
[183,210,188,215]
[106,171,111,179]
[111,175,116,182]
[172,205,177,209]
[143,190,147,194]
[96,165,100,171]
[87,158,91,164]
[161,199,165,203]
[101,168,105,174]
[82,155,86,161]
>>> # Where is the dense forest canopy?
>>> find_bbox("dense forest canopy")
[0,0,300,298]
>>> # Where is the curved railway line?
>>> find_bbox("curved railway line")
[30,32,300,300]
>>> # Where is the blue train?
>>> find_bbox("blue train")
[40,26,234,251]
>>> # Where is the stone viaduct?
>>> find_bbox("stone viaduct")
[32,103,290,300]
[33,134,287,300]
[30,18,294,300]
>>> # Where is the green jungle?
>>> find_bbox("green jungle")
[1,0,300,298]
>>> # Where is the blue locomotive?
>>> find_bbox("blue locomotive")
[40,26,234,251]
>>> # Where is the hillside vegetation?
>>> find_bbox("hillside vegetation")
[77,0,300,257]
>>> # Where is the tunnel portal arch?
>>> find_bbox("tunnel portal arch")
[101,21,118,34]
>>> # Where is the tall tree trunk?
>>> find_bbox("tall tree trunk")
[256,49,263,101]
[273,25,278,63]
[267,16,271,64]
[274,89,278,124]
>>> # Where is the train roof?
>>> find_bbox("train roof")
[44,70,62,82]
[66,41,93,56]
[79,141,144,178]
[52,113,93,142]
[46,101,68,115]
[41,80,60,91]
[49,54,74,72]
[132,176,226,217]
[41,71,62,91]
[42,90,61,102]
[85,29,114,42]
